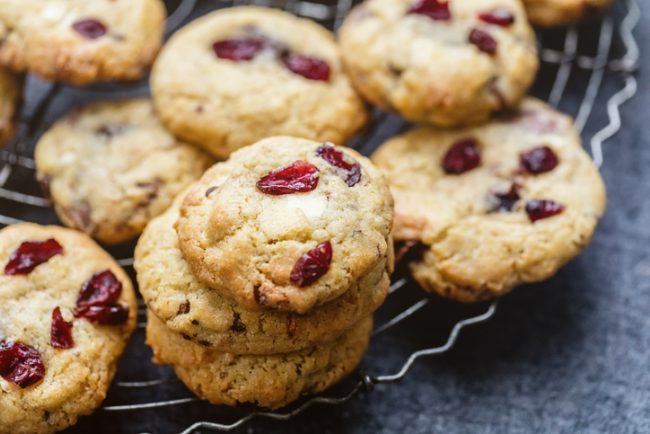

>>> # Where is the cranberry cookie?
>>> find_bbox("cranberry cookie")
[147,312,372,409]
[0,0,165,85]
[523,0,614,27]
[151,7,368,158]
[136,194,388,354]
[0,224,136,434]
[35,99,213,245]
[176,136,394,314]
[372,99,606,302]
[0,69,20,145]
[338,0,539,127]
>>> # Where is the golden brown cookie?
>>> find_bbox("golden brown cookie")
[372,98,606,302]
[523,0,614,27]
[0,223,137,434]
[0,69,21,145]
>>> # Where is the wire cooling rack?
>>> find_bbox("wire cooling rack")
[0,0,640,432]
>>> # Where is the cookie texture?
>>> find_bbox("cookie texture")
[338,0,539,127]
[0,69,20,145]
[523,0,614,27]
[0,224,137,434]
[147,312,371,409]
[176,136,394,313]
[136,195,389,354]
[151,6,368,158]
[372,98,606,302]
[35,99,213,245]
[0,0,165,85]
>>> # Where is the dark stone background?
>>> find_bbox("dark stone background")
[9,1,644,433]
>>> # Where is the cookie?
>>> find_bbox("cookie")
[523,0,614,27]
[0,68,21,145]
[35,99,213,245]
[0,0,165,85]
[372,98,606,302]
[176,136,394,314]
[135,193,389,354]
[147,312,371,409]
[151,6,368,159]
[0,223,137,434]
[338,0,539,127]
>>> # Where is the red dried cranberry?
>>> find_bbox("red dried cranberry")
[407,0,451,20]
[525,200,565,222]
[76,269,122,308]
[213,37,265,61]
[257,160,320,195]
[442,138,481,174]
[520,146,559,174]
[72,19,107,39]
[316,145,361,187]
[73,305,129,325]
[290,241,333,287]
[489,183,520,212]
[0,341,45,388]
[469,28,498,55]
[4,239,63,275]
[73,270,129,325]
[282,54,331,82]
[479,9,515,26]
[51,307,74,349]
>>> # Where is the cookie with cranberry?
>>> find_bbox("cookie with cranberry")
[151,6,368,159]
[0,223,136,434]
[136,193,389,354]
[0,69,21,145]
[35,99,213,245]
[147,312,371,409]
[372,98,606,302]
[0,0,165,85]
[176,136,394,314]
[523,0,614,27]
[338,0,539,127]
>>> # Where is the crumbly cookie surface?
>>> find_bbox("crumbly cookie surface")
[0,69,20,145]
[147,313,371,409]
[35,99,213,245]
[136,196,389,354]
[372,98,606,302]
[151,6,368,158]
[523,0,614,27]
[338,0,539,127]
[0,0,165,85]
[0,224,136,434]
[176,137,394,313]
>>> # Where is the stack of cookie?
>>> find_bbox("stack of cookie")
[135,137,394,408]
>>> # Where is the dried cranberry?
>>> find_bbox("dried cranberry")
[4,239,63,275]
[73,305,129,325]
[257,160,320,195]
[488,183,520,212]
[0,341,45,388]
[520,146,559,174]
[407,0,451,20]
[479,9,515,26]
[282,54,331,82]
[290,241,333,287]
[73,270,129,325]
[525,200,565,222]
[213,37,265,61]
[316,144,361,187]
[72,19,107,39]
[469,28,498,55]
[51,307,74,350]
[442,138,481,174]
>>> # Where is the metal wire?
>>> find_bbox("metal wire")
[0,0,640,432]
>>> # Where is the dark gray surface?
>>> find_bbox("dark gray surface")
[13,2,645,433]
